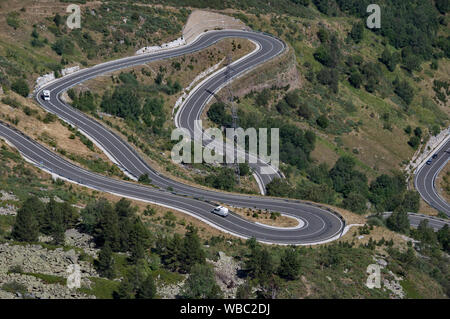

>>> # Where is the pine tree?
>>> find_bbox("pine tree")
[96,243,115,279]
[386,208,410,234]
[115,277,134,299]
[129,218,150,263]
[12,197,41,242]
[278,247,301,280]
[94,202,120,250]
[161,234,183,271]
[181,264,222,299]
[136,275,156,299]
[180,226,205,273]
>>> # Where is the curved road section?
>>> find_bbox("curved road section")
[0,30,346,245]
[414,139,450,214]
[38,30,283,190]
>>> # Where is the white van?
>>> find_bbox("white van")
[42,90,51,101]
[212,206,229,217]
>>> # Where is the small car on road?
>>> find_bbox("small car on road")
[211,206,229,217]
[42,90,51,101]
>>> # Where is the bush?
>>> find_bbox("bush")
[408,136,420,149]
[52,37,75,56]
[316,115,329,128]
[393,78,414,105]
[11,79,29,97]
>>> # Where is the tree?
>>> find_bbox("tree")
[180,227,205,273]
[207,102,231,126]
[12,197,42,242]
[245,243,273,284]
[278,247,300,280]
[129,219,151,263]
[369,173,406,212]
[239,163,251,176]
[236,282,253,298]
[115,276,134,299]
[348,70,363,88]
[52,37,75,56]
[181,263,222,299]
[393,78,414,105]
[138,173,151,184]
[96,243,115,279]
[80,198,112,234]
[343,192,367,214]
[136,275,156,299]
[414,220,437,246]
[161,234,183,271]
[53,13,63,27]
[402,191,420,213]
[265,178,291,197]
[41,199,74,245]
[437,224,450,253]
[380,48,398,72]
[93,200,120,250]
[316,115,329,128]
[329,156,368,197]
[350,22,364,43]
[101,86,140,120]
[408,136,421,149]
[284,90,300,108]
[11,79,29,97]
[386,209,410,234]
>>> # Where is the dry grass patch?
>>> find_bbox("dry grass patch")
[0,92,120,174]
[222,205,299,228]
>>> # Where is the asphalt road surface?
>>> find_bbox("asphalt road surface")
[414,139,450,215]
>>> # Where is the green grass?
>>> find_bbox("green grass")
[401,279,423,299]
[24,273,67,286]
[78,277,120,299]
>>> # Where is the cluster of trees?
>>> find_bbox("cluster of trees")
[98,71,178,134]
[313,33,341,93]
[393,77,414,106]
[405,125,423,149]
[240,238,301,298]
[203,167,237,192]
[80,198,151,263]
[325,0,446,63]
[207,94,317,173]
[266,156,420,215]
[156,226,206,273]
[67,89,96,112]
[387,214,450,255]
[12,197,79,245]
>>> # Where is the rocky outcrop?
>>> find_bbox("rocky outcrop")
[209,251,245,298]
[0,232,99,299]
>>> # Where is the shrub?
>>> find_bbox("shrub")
[11,79,29,97]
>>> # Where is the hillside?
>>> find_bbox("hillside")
[0,0,449,300]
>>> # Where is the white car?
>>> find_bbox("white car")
[211,206,229,217]
[42,90,51,101]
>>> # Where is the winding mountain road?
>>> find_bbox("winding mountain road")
[0,29,447,245]
[0,30,347,245]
